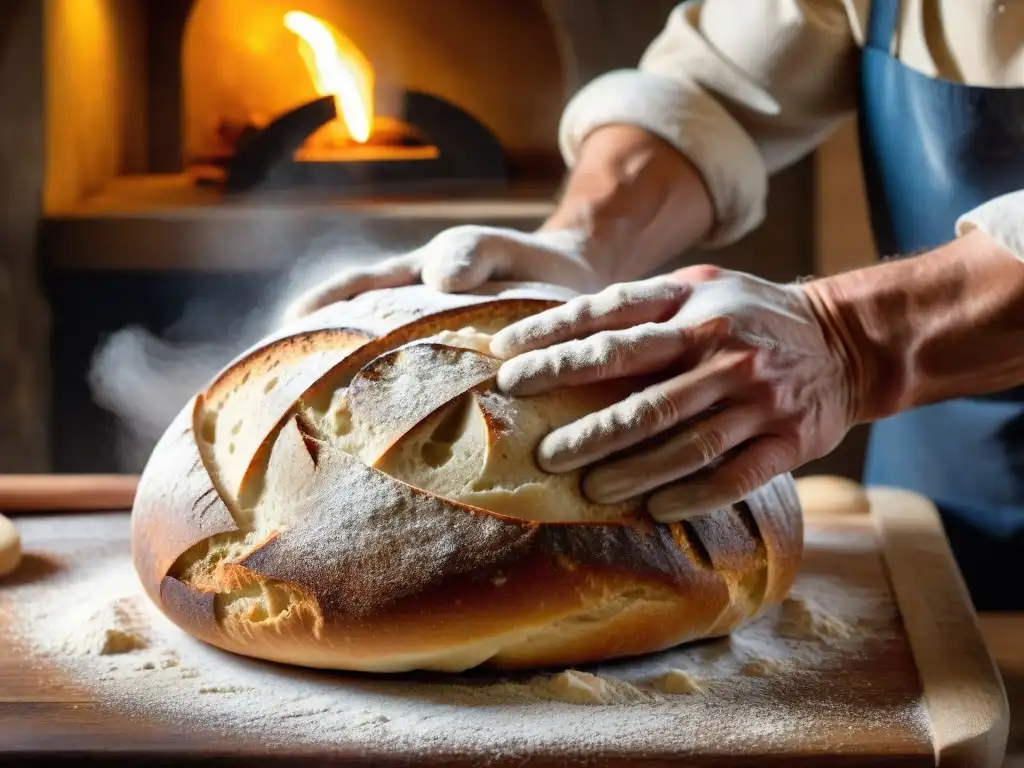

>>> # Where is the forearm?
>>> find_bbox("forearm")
[547,0,860,286]
[540,125,714,285]
[805,229,1024,422]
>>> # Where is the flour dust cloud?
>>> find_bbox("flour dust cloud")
[86,217,401,472]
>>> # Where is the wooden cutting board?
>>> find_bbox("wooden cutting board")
[0,478,1009,767]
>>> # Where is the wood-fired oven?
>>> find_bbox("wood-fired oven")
[0,0,820,473]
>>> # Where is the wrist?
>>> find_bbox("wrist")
[802,230,1024,420]
[800,276,899,424]
[540,125,714,284]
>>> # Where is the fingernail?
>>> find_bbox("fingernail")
[490,327,536,360]
[537,429,589,474]
[495,354,552,396]
[494,360,522,394]
[648,485,725,524]
[488,334,514,360]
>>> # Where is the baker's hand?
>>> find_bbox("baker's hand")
[282,225,604,323]
[489,266,859,523]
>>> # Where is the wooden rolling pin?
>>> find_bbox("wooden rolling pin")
[2,473,861,515]
[0,474,139,512]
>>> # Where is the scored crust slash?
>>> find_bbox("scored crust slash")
[130,284,804,674]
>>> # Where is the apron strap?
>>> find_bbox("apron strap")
[865,0,900,53]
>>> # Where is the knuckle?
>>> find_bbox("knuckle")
[586,331,626,372]
[736,460,771,497]
[664,280,692,305]
[432,225,490,256]
[694,264,722,280]
[640,278,686,306]
[633,322,673,357]
[587,278,684,319]
[604,282,634,303]
[633,389,679,433]
[676,263,722,283]
[590,282,633,315]
[599,278,662,308]
[738,439,794,496]
[691,427,726,464]
[564,294,600,324]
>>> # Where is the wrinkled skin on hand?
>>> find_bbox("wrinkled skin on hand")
[489,265,856,523]
[282,225,603,324]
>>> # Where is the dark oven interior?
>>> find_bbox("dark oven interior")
[158,0,572,194]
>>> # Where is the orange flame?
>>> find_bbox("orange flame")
[283,11,374,143]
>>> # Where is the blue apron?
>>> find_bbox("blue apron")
[858,0,1024,610]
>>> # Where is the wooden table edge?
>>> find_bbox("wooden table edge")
[867,486,1010,768]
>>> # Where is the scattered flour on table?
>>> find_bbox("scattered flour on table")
[3,515,930,755]
[741,659,788,678]
[776,596,854,641]
[62,598,148,656]
[528,670,649,705]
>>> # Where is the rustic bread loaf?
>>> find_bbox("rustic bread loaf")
[131,283,803,673]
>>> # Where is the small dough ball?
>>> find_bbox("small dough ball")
[0,514,22,578]
[776,597,853,641]
[795,475,869,516]
[546,670,610,704]
[651,669,707,694]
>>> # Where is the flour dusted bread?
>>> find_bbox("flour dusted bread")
[0,513,21,579]
[131,283,803,673]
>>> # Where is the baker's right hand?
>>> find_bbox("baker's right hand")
[282,225,604,323]
[489,266,860,523]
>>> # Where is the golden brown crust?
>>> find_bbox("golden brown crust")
[131,288,804,673]
[131,397,239,603]
[204,328,373,409]
[159,575,218,640]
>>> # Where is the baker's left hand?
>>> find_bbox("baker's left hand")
[489,266,861,523]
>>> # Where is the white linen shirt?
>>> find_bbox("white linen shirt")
[558,0,1024,260]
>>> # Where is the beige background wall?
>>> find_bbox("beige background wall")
[815,119,876,277]
[44,0,146,213]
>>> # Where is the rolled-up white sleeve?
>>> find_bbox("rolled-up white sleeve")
[559,1,861,248]
[956,191,1024,261]
[559,69,770,249]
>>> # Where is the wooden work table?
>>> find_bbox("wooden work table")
[977,613,1024,766]
[0,477,1018,766]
